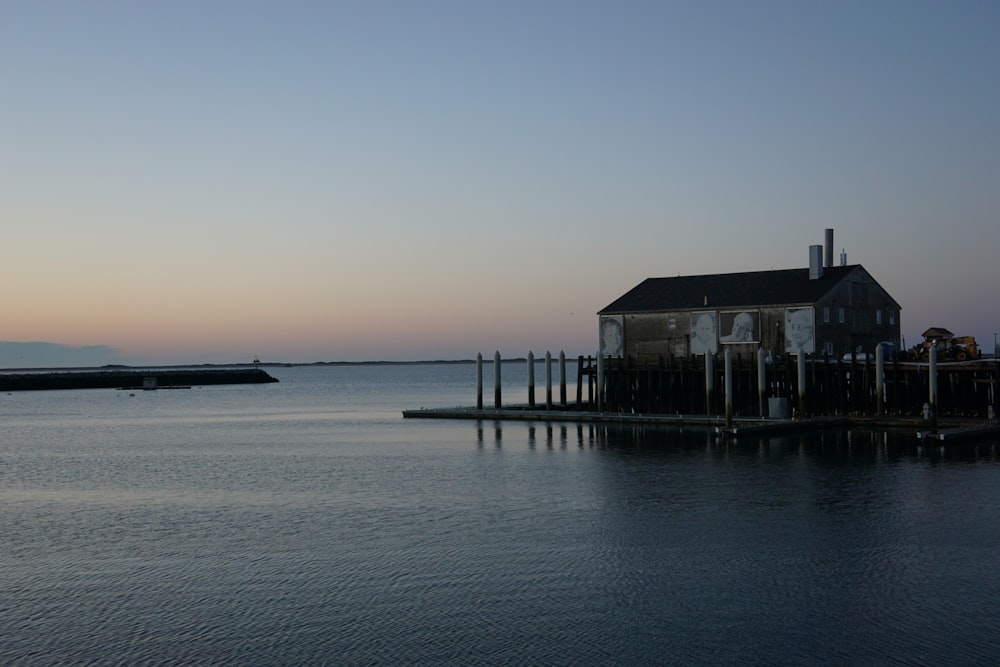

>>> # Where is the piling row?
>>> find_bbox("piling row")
[478,348,999,421]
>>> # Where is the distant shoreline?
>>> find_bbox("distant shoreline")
[0,358,555,373]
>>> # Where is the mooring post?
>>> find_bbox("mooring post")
[545,351,553,410]
[476,352,483,409]
[797,351,806,417]
[597,351,604,412]
[704,352,714,416]
[928,341,938,431]
[559,351,567,406]
[875,342,885,415]
[757,347,766,418]
[724,347,733,428]
[494,351,502,409]
[994,351,999,423]
[527,351,535,407]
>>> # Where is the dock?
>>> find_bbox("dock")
[404,404,1000,442]
[403,351,1000,443]
[917,423,1000,442]
[403,405,843,433]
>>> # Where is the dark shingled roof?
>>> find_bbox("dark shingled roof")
[599,265,866,314]
[921,327,954,340]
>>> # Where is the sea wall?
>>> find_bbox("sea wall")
[0,368,279,391]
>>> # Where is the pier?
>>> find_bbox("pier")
[404,350,1000,442]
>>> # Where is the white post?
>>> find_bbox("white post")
[724,347,733,427]
[757,347,766,418]
[705,352,714,416]
[797,351,806,416]
[928,341,938,429]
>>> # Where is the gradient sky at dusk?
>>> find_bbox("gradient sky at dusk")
[2,1,998,367]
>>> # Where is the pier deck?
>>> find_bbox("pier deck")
[403,405,1000,442]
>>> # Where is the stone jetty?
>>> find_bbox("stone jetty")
[0,367,279,391]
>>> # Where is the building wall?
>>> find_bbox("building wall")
[600,272,900,362]
[815,273,901,358]
[607,308,796,363]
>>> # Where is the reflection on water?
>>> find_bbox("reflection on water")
[3,365,1000,665]
[477,418,1000,463]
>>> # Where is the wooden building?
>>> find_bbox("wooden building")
[598,246,901,364]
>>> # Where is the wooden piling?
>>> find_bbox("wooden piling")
[494,351,501,409]
[597,351,604,412]
[928,342,938,431]
[559,351,567,406]
[875,343,885,414]
[527,351,535,407]
[476,353,483,409]
[545,351,552,410]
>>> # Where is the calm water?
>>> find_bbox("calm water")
[3,364,1000,666]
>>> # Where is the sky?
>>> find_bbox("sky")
[2,0,998,367]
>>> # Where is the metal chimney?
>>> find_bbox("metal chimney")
[824,229,834,267]
[809,245,824,280]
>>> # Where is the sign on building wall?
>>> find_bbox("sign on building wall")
[719,310,759,344]
[689,311,718,355]
[785,307,815,354]
[600,316,624,356]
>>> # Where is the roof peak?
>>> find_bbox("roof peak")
[599,264,875,314]
[647,264,860,282]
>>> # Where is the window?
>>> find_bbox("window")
[876,309,882,325]
[889,311,896,326]
[823,342,834,357]
[823,307,830,323]
[838,307,845,324]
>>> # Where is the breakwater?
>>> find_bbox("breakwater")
[0,367,279,391]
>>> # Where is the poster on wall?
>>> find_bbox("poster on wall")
[600,316,624,356]
[720,310,759,344]
[689,311,718,355]
[784,307,815,354]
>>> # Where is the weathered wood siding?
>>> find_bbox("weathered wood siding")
[610,267,902,362]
